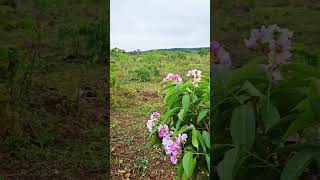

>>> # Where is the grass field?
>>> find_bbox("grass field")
[0,0,108,178]
[110,49,209,179]
[213,0,320,66]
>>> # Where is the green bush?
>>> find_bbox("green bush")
[135,66,151,82]
[212,26,320,180]
[148,71,210,179]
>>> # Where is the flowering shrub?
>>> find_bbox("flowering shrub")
[211,41,232,68]
[163,73,183,84]
[245,24,293,81]
[147,70,210,179]
[212,25,320,180]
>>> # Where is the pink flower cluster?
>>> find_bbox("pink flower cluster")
[186,69,202,86]
[211,41,232,68]
[158,124,173,138]
[244,25,294,80]
[163,73,183,84]
[158,124,187,164]
[163,135,188,164]
[146,112,160,132]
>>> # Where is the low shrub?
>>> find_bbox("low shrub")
[212,24,320,180]
[147,70,210,179]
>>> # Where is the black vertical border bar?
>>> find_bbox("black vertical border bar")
[209,0,214,179]
[105,0,111,179]
[210,0,215,179]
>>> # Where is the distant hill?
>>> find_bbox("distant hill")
[128,47,209,53]
[149,47,209,52]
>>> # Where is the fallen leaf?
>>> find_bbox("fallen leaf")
[118,169,126,174]
[124,172,131,178]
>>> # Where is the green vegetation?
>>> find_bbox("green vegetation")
[110,48,209,179]
[212,1,320,179]
[213,0,320,66]
[148,70,210,179]
[0,0,107,178]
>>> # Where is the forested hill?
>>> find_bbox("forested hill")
[149,47,209,52]
[128,47,209,53]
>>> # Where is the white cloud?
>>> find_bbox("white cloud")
[111,0,210,51]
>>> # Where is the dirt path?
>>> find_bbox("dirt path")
[110,84,176,179]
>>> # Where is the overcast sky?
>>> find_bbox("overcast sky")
[111,0,210,51]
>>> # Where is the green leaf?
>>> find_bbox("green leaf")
[176,108,186,132]
[182,94,190,112]
[175,125,193,136]
[178,108,185,121]
[186,87,192,93]
[192,92,198,103]
[278,143,320,153]
[163,107,180,121]
[196,130,206,153]
[281,150,319,180]
[242,80,263,97]
[206,155,210,173]
[149,134,161,147]
[284,102,317,137]
[292,99,309,112]
[192,128,199,149]
[161,83,175,91]
[197,109,209,123]
[228,61,267,88]
[202,131,210,148]
[309,78,320,120]
[217,147,245,180]
[177,162,184,179]
[230,104,256,150]
[183,151,196,178]
[178,81,193,90]
[212,64,233,87]
[262,102,280,131]
[148,125,158,138]
[178,162,190,180]
[164,90,179,109]
[280,63,320,79]
[309,78,320,99]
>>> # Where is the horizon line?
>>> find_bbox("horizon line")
[111,46,210,52]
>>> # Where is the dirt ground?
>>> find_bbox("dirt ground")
[110,84,176,179]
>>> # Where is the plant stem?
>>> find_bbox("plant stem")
[267,77,272,106]
[245,150,280,173]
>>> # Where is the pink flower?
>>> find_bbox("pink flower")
[170,155,178,164]
[186,69,202,85]
[245,25,294,81]
[147,119,155,132]
[211,41,232,68]
[156,122,188,165]
[162,136,173,155]
[176,134,188,144]
[163,73,182,84]
[160,133,188,164]
[259,64,283,81]
[271,69,283,81]
[211,41,221,54]
[163,73,174,81]
[217,48,232,67]
[244,29,264,48]
[278,28,293,51]
[158,124,173,138]
[261,25,277,44]
[169,141,182,156]
[147,112,160,132]
[268,51,292,64]
[150,111,160,120]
